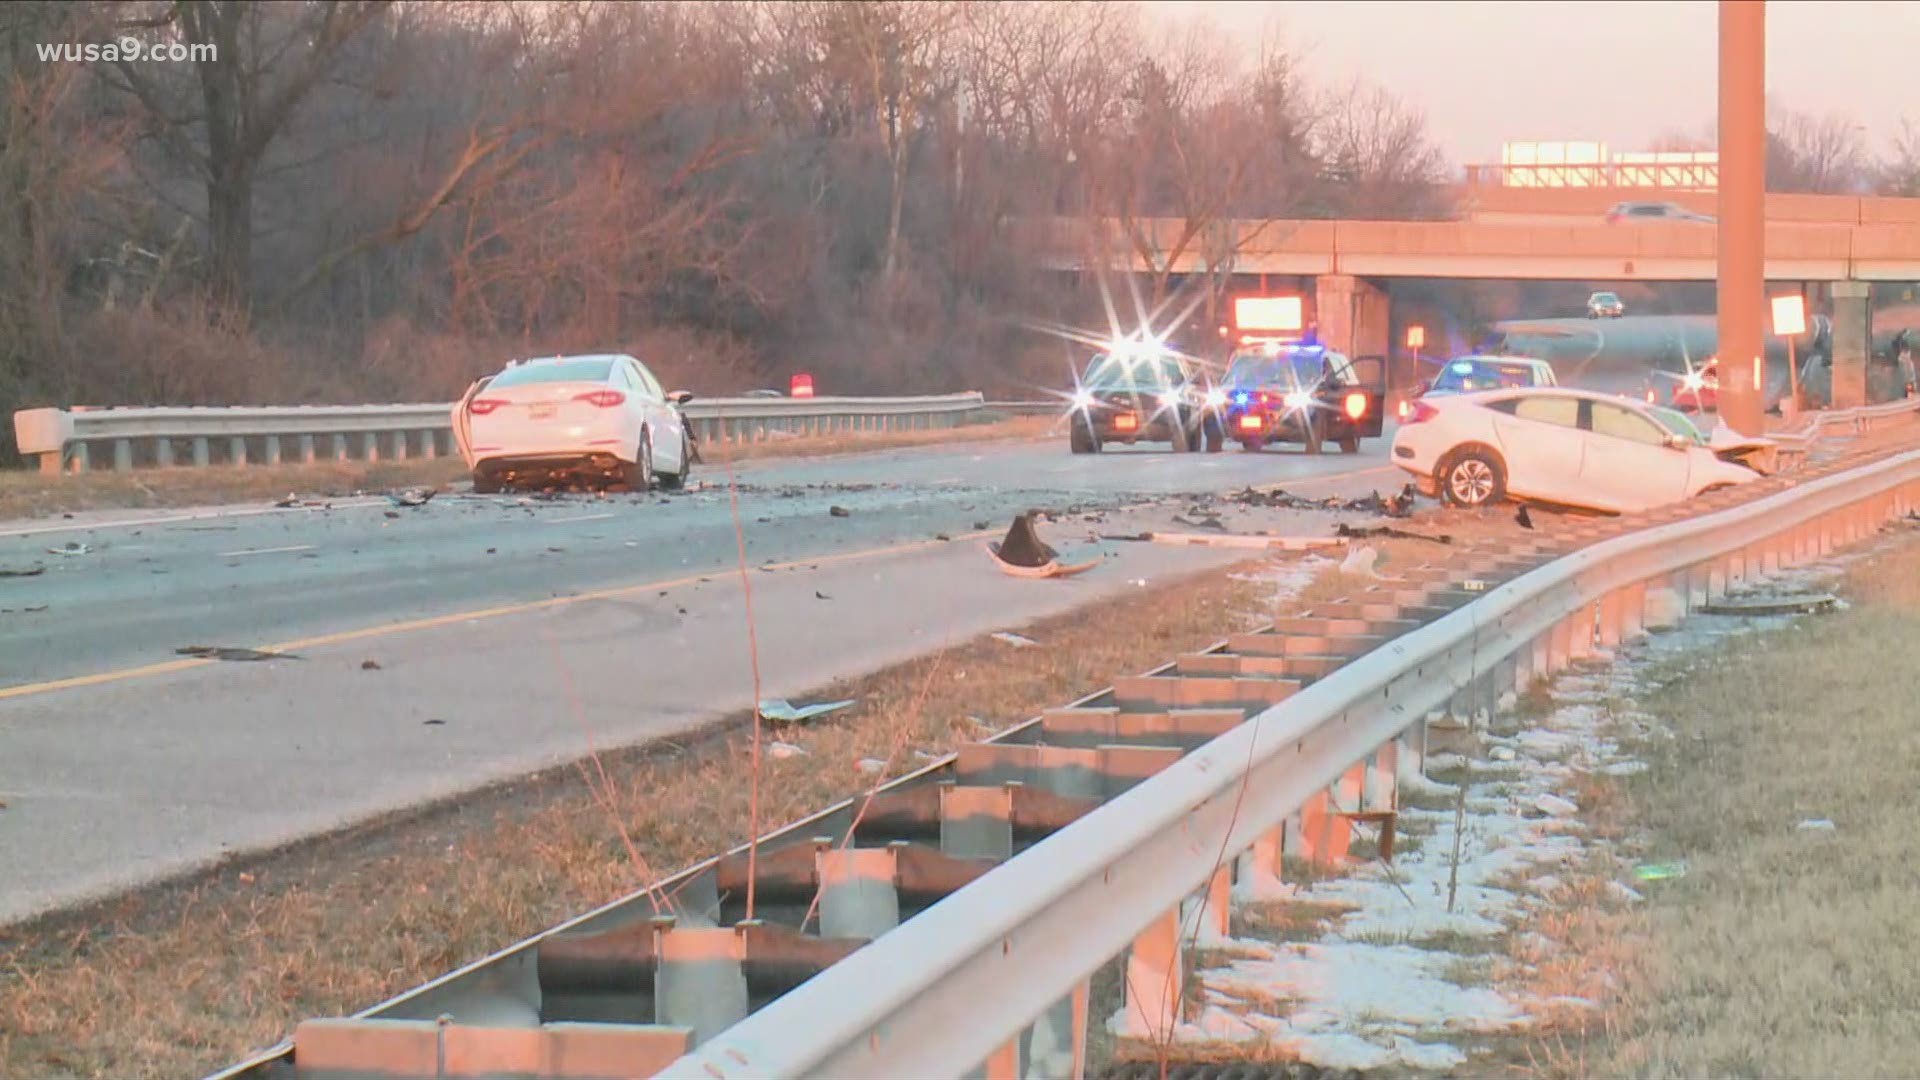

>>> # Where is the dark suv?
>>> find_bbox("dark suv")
[1220,343,1383,454]
[1068,348,1223,453]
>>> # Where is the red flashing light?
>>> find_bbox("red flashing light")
[1344,392,1368,420]
[1114,413,1139,432]
[1404,401,1439,425]
[574,390,627,408]
[468,398,507,415]
[1238,415,1263,432]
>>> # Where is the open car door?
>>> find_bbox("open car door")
[1351,355,1388,437]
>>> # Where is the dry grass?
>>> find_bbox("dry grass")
[0,549,1281,1080]
[1562,529,1920,1078]
[0,416,1054,520]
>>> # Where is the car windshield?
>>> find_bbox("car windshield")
[1592,293,1620,303]
[1431,361,1539,393]
[488,357,615,388]
[1082,353,1184,390]
[1649,405,1708,444]
[1225,349,1330,387]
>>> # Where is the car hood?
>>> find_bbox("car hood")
[1705,426,1775,452]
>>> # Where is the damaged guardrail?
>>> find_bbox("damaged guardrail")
[13,393,1009,475]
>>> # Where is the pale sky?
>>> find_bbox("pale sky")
[1147,1,1918,165]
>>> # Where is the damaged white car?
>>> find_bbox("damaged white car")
[1391,387,1772,513]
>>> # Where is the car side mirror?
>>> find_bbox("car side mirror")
[1665,434,1692,450]
[667,390,694,405]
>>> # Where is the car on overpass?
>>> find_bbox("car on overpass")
[1220,342,1383,454]
[1067,343,1223,453]
[1586,291,1626,319]
[1605,200,1715,225]
[455,353,694,493]
[1391,386,1767,513]
[1399,356,1557,420]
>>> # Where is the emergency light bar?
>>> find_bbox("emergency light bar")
[1233,296,1303,334]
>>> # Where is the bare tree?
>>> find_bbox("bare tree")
[1767,107,1869,194]
[1311,79,1449,219]
[101,0,391,312]
[1879,117,1920,198]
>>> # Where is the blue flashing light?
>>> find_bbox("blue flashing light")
[1450,361,1476,374]
[1233,391,1251,406]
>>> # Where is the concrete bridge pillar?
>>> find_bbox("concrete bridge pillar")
[1315,274,1390,357]
[1831,281,1871,408]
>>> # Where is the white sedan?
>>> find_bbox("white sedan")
[455,353,693,493]
[1391,387,1767,514]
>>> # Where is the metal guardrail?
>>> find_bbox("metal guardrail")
[204,406,1920,1080]
[12,393,1023,476]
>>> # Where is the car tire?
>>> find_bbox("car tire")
[1070,418,1099,454]
[1302,414,1324,455]
[657,432,690,490]
[1240,437,1263,453]
[1203,417,1224,453]
[624,430,655,492]
[471,472,501,495]
[1169,414,1192,453]
[1339,434,1360,454]
[1439,447,1506,508]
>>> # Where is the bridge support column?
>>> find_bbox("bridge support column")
[1314,274,1389,357]
[1831,281,1871,409]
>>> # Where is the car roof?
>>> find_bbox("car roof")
[1452,386,1656,408]
[1450,354,1550,369]
[506,352,635,368]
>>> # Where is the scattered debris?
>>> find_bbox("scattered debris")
[992,631,1040,648]
[1797,818,1838,833]
[273,494,300,508]
[485,547,497,555]
[1223,483,1417,518]
[0,566,45,578]
[1335,522,1452,544]
[973,520,990,530]
[1633,861,1689,882]
[989,512,1099,579]
[1171,512,1228,531]
[1534,793,1580,818]
[546,546,564,553]
[383,511,401,520]
[1339,545,1396,580]
[46,542,90,557]
[1462,578,1490,592]
[360,659,382,671]
[1515,505,1535,530]
[422,718,447,726]
[758,698,857,724]
[175,646,301,662]
[829,505,851,518]
[389,489,436,508]
[768,741,808,760]
[1099,532,1152,542]
[935,533,952,541]
[1699,593,1840,617]
[855,757,887,776]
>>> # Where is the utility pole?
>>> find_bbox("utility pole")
[1717,0,1767,435]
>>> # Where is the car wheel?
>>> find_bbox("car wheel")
[1339,435,1360,454]
[1240,437,1263,453]
[624,430,655,492]
[657,432,690,490]
[1440,448,1506,508]
[1203,416,1224,453]
[1302,414,1324,455]
[1069,417,1099,454]
[471,472,501,495]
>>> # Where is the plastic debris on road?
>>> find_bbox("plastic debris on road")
[1797,818,1838,833]
[767,741,808,760]
[1633,861,1688,882]
[855,757,886,776]
[46,542,91,556]
[988,512,1099,579]
[758,698,856,724]
[992,632,1040,648]
[175,645,300,662]
[0,566,45,578]
[387,488,436,508]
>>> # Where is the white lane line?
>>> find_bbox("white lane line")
[0,498,388,540]
[543,512,618,524]
[218,544,317,558]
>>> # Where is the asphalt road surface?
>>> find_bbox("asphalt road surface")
[0,434,1403,924]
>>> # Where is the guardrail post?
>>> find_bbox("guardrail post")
[1596,591,1624,649]
[263,435,282,466]
[816,842,902,939]
[362,432,379,462]
[298,435,316,464]
[392,430,410,462]
[191,436,210,467]
[329,434,348,462]
[652,918,749,1045]
[1568,604,1596,661]
[1546,618,1571,672]
[1121,908,1182,1043]
[155,438,173,468]
[227,436,247,466]
[71,441,90,473]
[112,438,132,472]
[1365,742,1398,811]
[1396,722,1426,786]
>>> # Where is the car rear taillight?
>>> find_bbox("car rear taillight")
[1344,392,1368,420]
[1238,415,1262,431]
[574,390,626,408]
[1403,401,1439,425]
[468,398,506,415]
[1396,399,1411,421]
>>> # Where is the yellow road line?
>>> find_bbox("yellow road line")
[0,530,997,703]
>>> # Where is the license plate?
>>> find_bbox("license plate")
[528,403,557,419]
[1239,415,1263,431]
[1114,413,1139,432]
